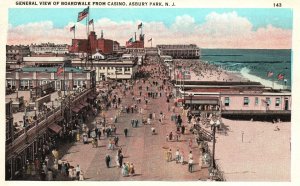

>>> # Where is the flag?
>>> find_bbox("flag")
[77,7,89,22]
[138,22,142,29]
[277,73,284,80]
[89,19,93,25]
[70,25,75,32]
[267,71,273,77]
[56,65,64,76]
[148,38,152,42]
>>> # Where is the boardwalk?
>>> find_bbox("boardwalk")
[59,57,209,181]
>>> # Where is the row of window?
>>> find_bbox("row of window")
[224,97,283,107]
[98,67,131,71]
[6,80,87,90]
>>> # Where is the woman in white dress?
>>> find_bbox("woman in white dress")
[115,154,120,167]
[180,151,184,165]
[79,171,84,181]
[68,167,74,180]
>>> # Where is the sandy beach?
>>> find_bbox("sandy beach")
[212,119,291,181]
[173,59,247,82]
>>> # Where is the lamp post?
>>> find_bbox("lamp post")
[34,106,39,159]
[210,119,220,169]
[241,131,244,143]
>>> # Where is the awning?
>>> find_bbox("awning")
[48,123,62,134]
[81,102,89,107]
[72,107,81,113]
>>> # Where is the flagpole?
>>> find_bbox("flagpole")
[87,7,90,35]
[86,16,88,38]
[63,64,66,97]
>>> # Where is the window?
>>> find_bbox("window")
[244,97,249,106]
[266,97,271,106]
[255,97,259,105]
[56,81,61,90]
[224,97,230,106]
[275,98,281,107]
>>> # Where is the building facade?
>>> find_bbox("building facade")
[6,45,31,65]
[157,44,200,59]
[29,43,69,54]
[23,56,71,67]
[6,67,96,91]
[69,31,115,55]
[174,80,291,120]
[71,58,138,82]
[5,88,97,180]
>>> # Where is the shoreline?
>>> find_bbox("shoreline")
[173,59,290,89]
[173,59,248,82]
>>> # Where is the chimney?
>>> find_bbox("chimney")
[101,30,103,38]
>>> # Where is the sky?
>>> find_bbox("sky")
[7,8,293,49]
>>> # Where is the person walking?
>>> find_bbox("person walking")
[105,154,111,168]
[98,129,102,140]
[175,149,180,163]
[169,132,173,141]
[75,165,81,180]
[181,125,185,135]
[122,163,129,177]
[65,161,70,177]
[115,154,120,167]
[129,163,135,176]
[79,171,84,181]
[188,158,194,173]
[124,128,128,137]
[180,151,185,165]
[167,149,172,162]
[61,162,66,176]
[118,153,124,168]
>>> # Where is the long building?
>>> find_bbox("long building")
[71,58,138,82]
[6,66,96,91]
[157,44,200,59]
[29,43,69,55]
[175,81,291,120]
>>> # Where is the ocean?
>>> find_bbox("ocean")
[200,49,292,89]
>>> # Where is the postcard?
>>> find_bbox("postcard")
[1,0,299,185]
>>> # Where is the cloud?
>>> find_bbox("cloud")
[7,12,292,49]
